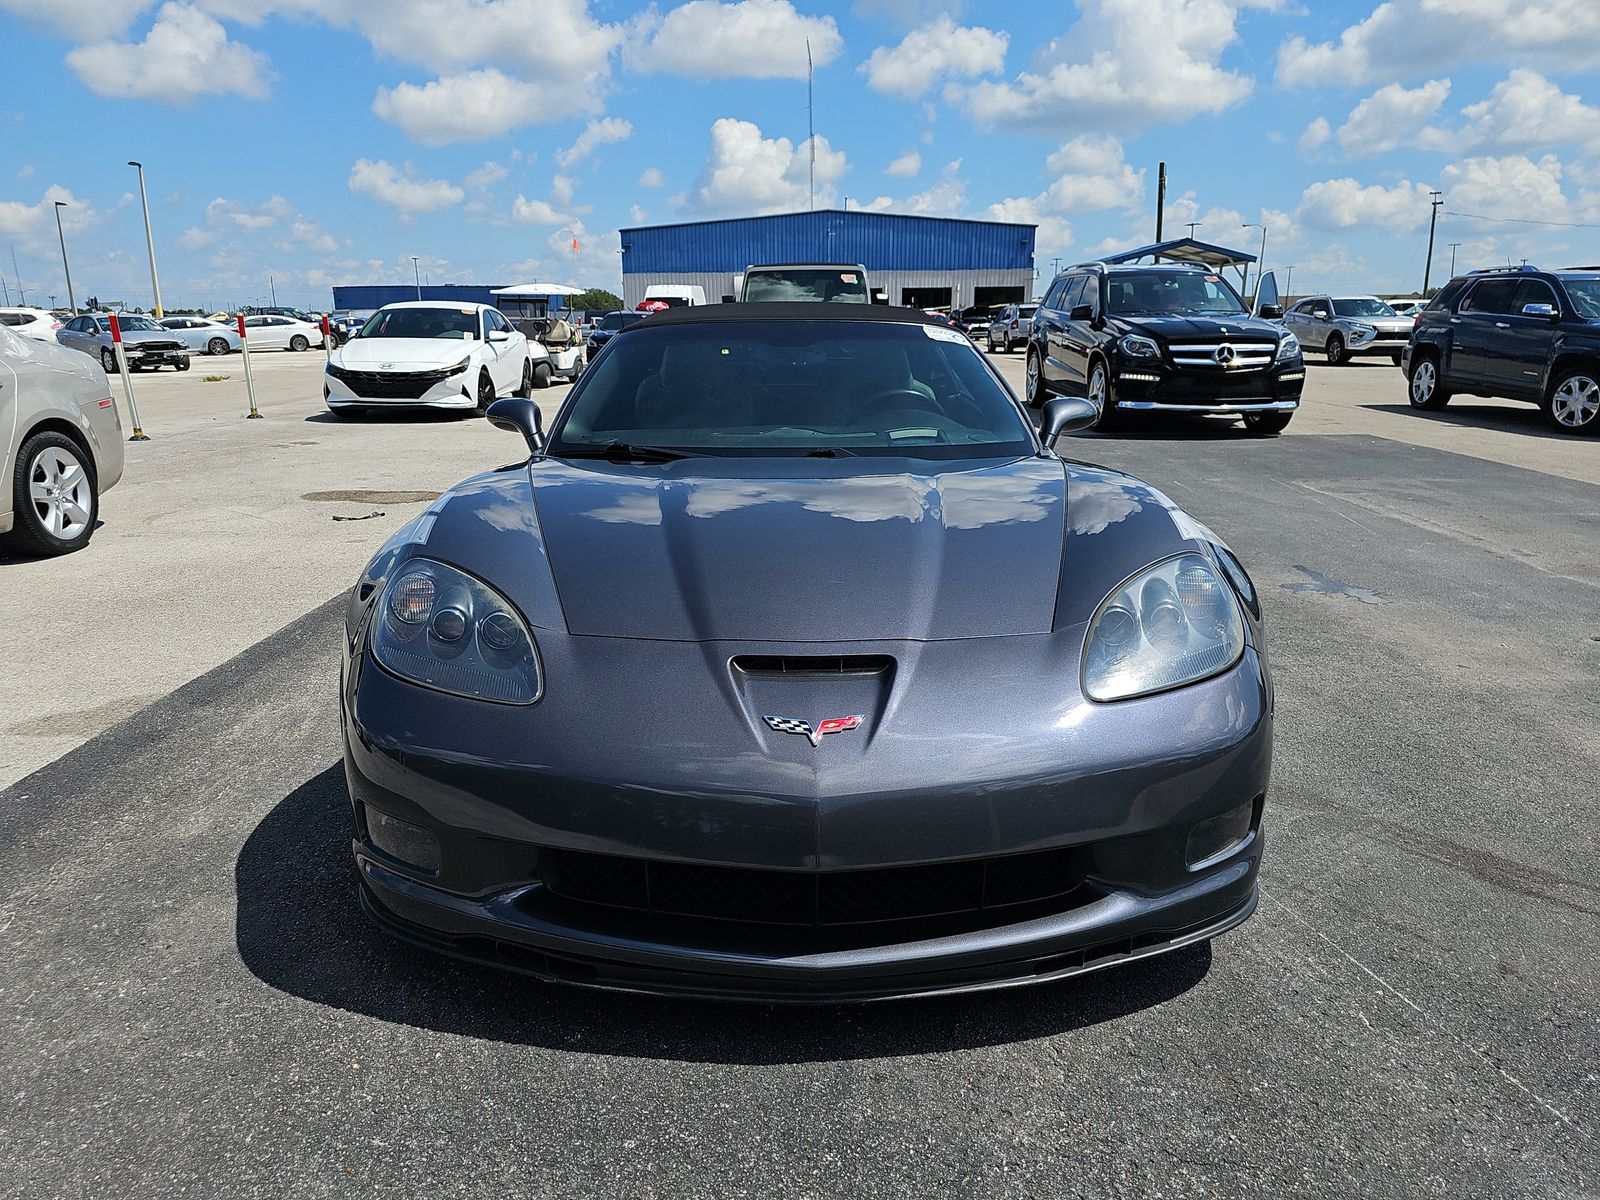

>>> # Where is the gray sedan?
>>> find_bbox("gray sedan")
[57,313,190,374]
[159,316,239,356]
[1281,295,1414,365]
[985,302,1038,353]
[340,304,1270,1001]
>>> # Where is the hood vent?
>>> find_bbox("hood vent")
[732,655,893,677]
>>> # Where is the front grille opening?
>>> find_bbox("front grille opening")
[732,654,893,676]
[537,845,1089,929]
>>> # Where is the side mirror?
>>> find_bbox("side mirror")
[1259,304,1284,319]
[1039,396,1099,445]
[1312,309,1328,320]
[486,396,544,454]
[487,329,510,342]
[1522,302,1558,320]
[1068,303,1093,322]
[720,294,736,304]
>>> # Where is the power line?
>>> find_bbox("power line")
[1445,209,1600,229]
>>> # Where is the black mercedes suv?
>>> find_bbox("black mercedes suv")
[1402,265,1600,434]
[1025,262,1305,434]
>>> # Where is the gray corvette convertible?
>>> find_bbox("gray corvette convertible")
[341,304,1273,1002]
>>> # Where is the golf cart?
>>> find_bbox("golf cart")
[492,283,586,382]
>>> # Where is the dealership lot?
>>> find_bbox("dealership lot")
[2,353,1597,1196]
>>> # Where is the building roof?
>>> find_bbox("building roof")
[620,302,950,328]
[1100,238,1258,268]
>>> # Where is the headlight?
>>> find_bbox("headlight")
[1274,331,1301,361]
[448,355,471,374]
[1118,333,1161,358]
[1349,323,1375,335]
[1082,554,1245,702]
[371,558,542,704]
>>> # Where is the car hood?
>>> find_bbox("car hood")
[112,330,184,345]
[1111,314,1281,340]
[524,455,1067,642]
[334,337,478,369]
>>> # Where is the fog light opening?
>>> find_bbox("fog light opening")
[1185,796,1261,869]
[364,804,442,873]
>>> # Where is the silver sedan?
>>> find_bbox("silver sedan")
[159,317,240,356]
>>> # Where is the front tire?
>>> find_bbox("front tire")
[1024,347,1046,407]
[289,334,310,352]
[101,347,119,374]
[1326,334,1347,365]
[176,357,191,372]
[207,337,229,356]
[1407,354,1451,411]
[4,431,98,557]
[1243,410,1294,436]
[1087,361,1125,432]
[1544,368,1600,434]
[476,371,495,413]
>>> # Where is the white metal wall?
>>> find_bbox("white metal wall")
[622,268,1039,310]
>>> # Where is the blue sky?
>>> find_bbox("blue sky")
[3,0,1598,310]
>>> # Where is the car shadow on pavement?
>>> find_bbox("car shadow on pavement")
[1363,402,1570,440]
[303,409,477,424]
[1068,415,1267,442]
[236,764,1213,1064]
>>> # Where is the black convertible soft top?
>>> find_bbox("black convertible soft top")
[623,302,950,329]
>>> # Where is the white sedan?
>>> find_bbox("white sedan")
[240,313,324,351]
[323,301,551,416]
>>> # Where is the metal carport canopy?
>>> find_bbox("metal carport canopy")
[1099,238,1258,292]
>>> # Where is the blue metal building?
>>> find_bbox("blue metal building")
[620,209,1037,310]
[330,284,500,312]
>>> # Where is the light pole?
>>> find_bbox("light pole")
[412,257,422,300]
[1242,222,1268,300]
[1285,266,1296,296]
[1448,242,1461,277]
[53,201,77,315]
[128,161,164,318]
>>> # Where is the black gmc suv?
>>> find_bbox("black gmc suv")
[1025,262,1305,434]
[1402,265,1600,434]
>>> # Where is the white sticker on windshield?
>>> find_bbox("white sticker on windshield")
[924,324,967,344]
[841,273,858,283]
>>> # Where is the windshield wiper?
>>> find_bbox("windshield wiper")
[559,441,697,463]
[805,446,860,457]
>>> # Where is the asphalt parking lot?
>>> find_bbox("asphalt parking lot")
[3,348,1597,1197]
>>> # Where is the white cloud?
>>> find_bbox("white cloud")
[1042,134,1143,209]
[861,16,1007,99]
[347,159,465,213]
[65,3,272,104]
[0,0,152,41]
[1295,177,1436,232]
[846,196,896,212]
[629,204,647,223]
[685,118,848,215]
[1277,0,1600,87]
[550,174,578,207]
[638,167,665,188]
[1298,116,1331,155]
[962,0,1269,134]
[1426,69,1600,156]
[886,150,922,178]
[0,187,100,243]
[904,160,965,216]
[511,196,572,225]
[372,69,562,145]
[464,161,510,191]
[629,0,842,80]
[982,196,1071,254]
[1441,153,1569,221]
[1334,79,1451,157]
[16,165,35,180]
[556,116,633,168]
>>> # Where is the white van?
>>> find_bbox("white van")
[641,284,707,310]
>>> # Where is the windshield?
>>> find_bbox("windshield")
[358,307,480,340]
[1562,279,1600,319]
[743,269,868,303]
[1332,298,1398,318]
[97,316,161,332]
[599,312,642,330]
[1105,271,1249,317]
[548,321,1034,460]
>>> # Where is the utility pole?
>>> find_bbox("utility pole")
[129,161,165,317]
[1155,162,1166,244]
[1285,266,1295,296]
[1448,242,1461,277]
[53,201,77,315]
[1186,222,1202,238]
[412,257,422,300]
[1422,190,1443,295]
[270,274,277,306]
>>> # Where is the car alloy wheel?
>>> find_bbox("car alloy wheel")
[1548,372,1600,432]
[207,337,229,356]
[515,360,533,399]
[290,335,309,352]
[101,347,118,374]
[1409,359,1438,408]
[1025,350,1042,406]
[477,371,495,412]
[9,434,97,556]
[1326,335,1346,365]
[1003,334,1012,353]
